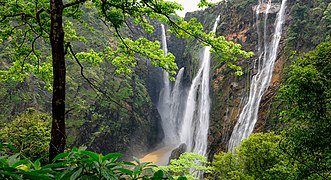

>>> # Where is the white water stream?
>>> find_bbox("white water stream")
[180,16,220,156]
[157,24,185,145]
[228,0,287,151]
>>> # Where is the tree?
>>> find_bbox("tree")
[211,133,297,180]
[0,0,252,161]
[278,41,331,179]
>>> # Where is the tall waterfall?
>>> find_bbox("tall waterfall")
[180,16,220,156]
[227,0,287,151]
[169,67,185,137]
[157,24,185,145]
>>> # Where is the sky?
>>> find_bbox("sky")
[173,0,219,17]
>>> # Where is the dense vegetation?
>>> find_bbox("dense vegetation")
[278,41,331,179]
[0,0,250,160]
[0,144,180,179]
[209,41,331,180]
[0,109,51,163]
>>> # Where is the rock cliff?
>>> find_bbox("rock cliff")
[165,0,331,161]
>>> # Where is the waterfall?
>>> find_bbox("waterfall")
[169,67,185,137]
[180,16,220,156]
[227,0,287,151]
[157,24,185,145]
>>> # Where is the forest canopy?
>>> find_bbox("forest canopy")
[0,0,251,160]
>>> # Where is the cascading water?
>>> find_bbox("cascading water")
[180,16,220,156]
[157,24,172,144]
[227,0,287,151]
[169,67,185,137]
[157,24,185,145]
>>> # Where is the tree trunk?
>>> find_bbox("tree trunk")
[49,0,66,161]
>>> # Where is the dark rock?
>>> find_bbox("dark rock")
[168,144,187,164]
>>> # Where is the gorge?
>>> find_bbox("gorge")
[147,0,331,165]
[153,0,289,160]
[1,0,330,178]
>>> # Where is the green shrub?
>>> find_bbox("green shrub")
[278,40,331,179]
[0,109,51,162]
[0,146,177,180]
[211,132,297,180]
[158,152,210,180]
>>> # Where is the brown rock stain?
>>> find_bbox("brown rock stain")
[226,27,249,43]
[255,56,285,132]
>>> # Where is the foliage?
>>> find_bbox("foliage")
[0,109,51,163]
[0,145,177,180]
[286,0,331,50]
[72,73,162,156]
[0,79,51,121]
[233,0,257,11]
[0,0,251,83]
[0,0,253,159]
[323,3,331,40]
[278,40,331,179]
[0,0,254,82]
[197,0,214,8]
[158,152,210,180]
[211,132,297,180]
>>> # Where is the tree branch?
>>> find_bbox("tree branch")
[278,138,330,179]
[66,42,139,114]
[0,13,25,22]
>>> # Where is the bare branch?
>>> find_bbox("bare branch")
[21,50,33,73]
[31,34,42,71]
[0,13,24,22]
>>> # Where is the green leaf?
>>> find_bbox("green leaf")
[19,170,54,180]
[115,168,133,176]
[152,170,164,178]
[102,153,123,162]
[101,166,117,180]
[72,147,78,152]
[132,156,140,164]
[78,146,87,151]
[58,170,71,179]
[33,159,41,170]
[6,144,17,152]
[80,150,99,162]
[42,161,67,169]
[122,161,135,166]
[12,159,28,168]
[139,162,151,168]
[0,155,8,161]
[0,170,22,180]
[52,152,69,162]
[70,167,83,180]
[8,154,20,166]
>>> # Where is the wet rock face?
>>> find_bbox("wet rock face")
[207,2,262,159]
[74,90,164,160]
[169,0,331,162]
[253,3,281,14]
[174,0,290,161]
[207,0,323,160]
[168,143,187,163]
